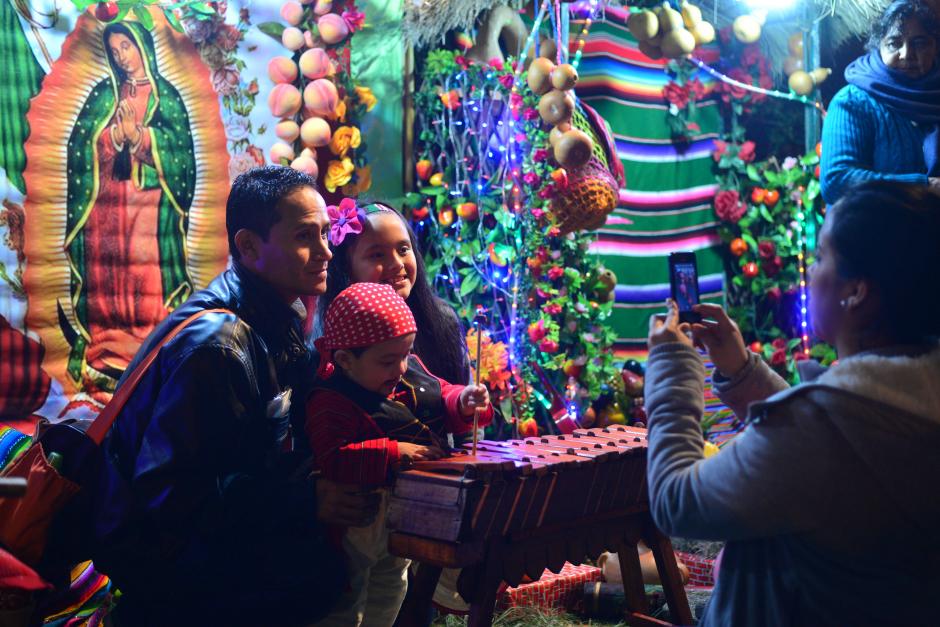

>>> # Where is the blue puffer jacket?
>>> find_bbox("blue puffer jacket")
[82,263,345,626]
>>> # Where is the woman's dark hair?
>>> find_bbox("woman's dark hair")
[103,23,149,182]
[830,181,940,344]
[316,202,471,384]
[867,0,940,51]
[226,166,318,261]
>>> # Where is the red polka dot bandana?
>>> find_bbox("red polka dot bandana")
[314,282,417,378]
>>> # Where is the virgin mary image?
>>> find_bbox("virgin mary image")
[63,20,196,382]
[23,10,229,397]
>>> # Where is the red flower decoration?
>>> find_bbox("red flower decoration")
[537,185,556,199]
[714,190,746,223]
[687,78,706,100]
[522,107,539,121]
[498,74,514,89]
[523,171,541,187]
[547,266,565,280]
[533,148,550,162]
[455,55,471,69]
[757,240,776,259]
[488,58,504,70]
[531,207,546,220]
[772,338,787,350]
[543,302,562,315]
[341,10,366,32]
[738,140,756,163]
[663,81,689,109]
[712,140,728,162]
[793,351,809,362]
[770,348,787,366]
[761,255,783,277]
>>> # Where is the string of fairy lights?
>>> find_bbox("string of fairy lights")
[795,197,811,356]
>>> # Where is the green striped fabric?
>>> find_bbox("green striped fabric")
[573,9,725,348]
[0,0,45,193]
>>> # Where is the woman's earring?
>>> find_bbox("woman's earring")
[839,299,847,308]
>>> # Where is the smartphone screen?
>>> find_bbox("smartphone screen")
[668,252,701,323]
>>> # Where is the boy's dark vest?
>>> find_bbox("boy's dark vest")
[313,356,450,446]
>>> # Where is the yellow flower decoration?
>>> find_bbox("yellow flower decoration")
[342,165,372,196]
[324,158,355,193]
[329,126,362,158]
[333,99,347,122]
[354,85,377,111]
[465,329,511,392]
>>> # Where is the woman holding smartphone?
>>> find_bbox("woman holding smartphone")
[644,181,940,626]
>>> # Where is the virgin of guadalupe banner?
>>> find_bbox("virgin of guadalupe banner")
[22,9,229,398]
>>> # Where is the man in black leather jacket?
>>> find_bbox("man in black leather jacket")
[87,167,379,625]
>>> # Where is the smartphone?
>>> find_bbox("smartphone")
[668,252,702,323]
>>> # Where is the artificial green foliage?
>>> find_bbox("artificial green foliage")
[406,52,619,427]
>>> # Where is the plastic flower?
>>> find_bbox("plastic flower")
[333,99,347,122]
[329,126,362,157]
[465,329,511,391]
[354,85,377,111]
[325,158,355,193]
[440,89,461,110]
[714,189,747,223]
[342,10,365,32]
[738,140,756,163]
[341,165,372,196]
[327,197,363,245]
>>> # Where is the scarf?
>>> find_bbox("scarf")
[845,51,940,176]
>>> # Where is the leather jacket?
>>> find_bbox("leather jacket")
[87,263,345,626]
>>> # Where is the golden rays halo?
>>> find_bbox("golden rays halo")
[23,8,229,395]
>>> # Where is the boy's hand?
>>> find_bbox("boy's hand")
[459,384,490,416]
[396,442,446,469]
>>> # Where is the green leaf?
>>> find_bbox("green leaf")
[189,1,216,15]
[257,21,286,42]
[759,206,774,223]
[459,273,482,297]
[133,6,155,30]
[745,164,761,182]
[741,232,758,251]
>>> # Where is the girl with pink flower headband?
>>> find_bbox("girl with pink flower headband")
[316,199,471,387]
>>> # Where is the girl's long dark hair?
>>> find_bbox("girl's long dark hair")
[315,203,471,384]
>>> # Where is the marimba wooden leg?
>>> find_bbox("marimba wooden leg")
[394,564,442,627]
[643,518,694,626]
[616,540,651,616]
[460,544,505,627]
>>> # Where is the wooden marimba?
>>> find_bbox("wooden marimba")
[387,425,693,627]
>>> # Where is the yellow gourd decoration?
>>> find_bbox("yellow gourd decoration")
[629,2,712,60]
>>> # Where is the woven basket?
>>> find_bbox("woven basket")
[550,156,619,233]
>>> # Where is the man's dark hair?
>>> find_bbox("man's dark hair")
[830,181,940,344]
[226,166,318,261]
[867,0,940,51]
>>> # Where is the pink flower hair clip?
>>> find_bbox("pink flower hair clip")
[327,197,365,246]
